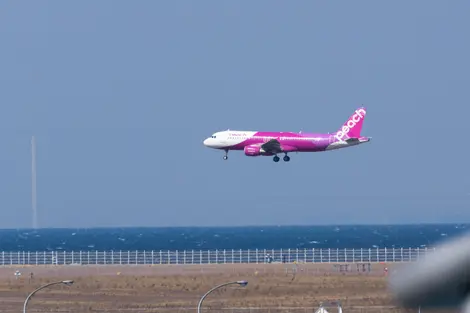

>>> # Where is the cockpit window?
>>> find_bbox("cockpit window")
[211,135,216,138]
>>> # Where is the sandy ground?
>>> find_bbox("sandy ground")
[0,263,452,313]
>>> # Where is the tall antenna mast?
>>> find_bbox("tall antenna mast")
[31,136,38,229]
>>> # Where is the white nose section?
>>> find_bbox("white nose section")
[203,138,210,146]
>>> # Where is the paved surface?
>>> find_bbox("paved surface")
[0,262,396,278]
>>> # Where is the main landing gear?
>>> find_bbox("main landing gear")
[223,149,228,160]
[273,154,290,162]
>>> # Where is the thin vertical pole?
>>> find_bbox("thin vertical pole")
[31,136,38,229]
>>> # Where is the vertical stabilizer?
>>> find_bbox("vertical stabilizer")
[334,107,367,142]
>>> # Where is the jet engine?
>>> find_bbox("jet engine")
[244,145,264,156]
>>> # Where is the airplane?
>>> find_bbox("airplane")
[203,106,371,162]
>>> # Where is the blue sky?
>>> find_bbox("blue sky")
[0,1,469,228]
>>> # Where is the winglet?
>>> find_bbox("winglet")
[334,107,367,142]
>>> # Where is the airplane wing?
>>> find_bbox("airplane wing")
[261,139,283,154]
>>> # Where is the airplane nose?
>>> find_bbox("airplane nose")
[203,138,209,146]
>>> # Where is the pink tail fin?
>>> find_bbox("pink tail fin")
[334,107,367,141]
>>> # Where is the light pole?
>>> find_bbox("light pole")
[197,280,248,313]
[23,280,74,313]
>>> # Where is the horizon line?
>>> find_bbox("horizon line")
[0,221,468,231]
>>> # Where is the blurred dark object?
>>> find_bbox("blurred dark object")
[389,233,470,312]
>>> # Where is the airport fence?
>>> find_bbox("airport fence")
[0,247,435,266]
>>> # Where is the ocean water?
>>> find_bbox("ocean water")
[0,224,468,252]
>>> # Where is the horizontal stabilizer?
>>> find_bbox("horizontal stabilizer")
[345,138,359,143]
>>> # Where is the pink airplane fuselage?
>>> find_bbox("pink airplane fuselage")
[203,107,371,161]
[227,131,336,153]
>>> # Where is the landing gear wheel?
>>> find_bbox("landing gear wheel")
[273,156,280,162]
[223,155,228,160]
[283,155,290,162]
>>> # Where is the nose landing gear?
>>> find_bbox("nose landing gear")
[223,149,228,160]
